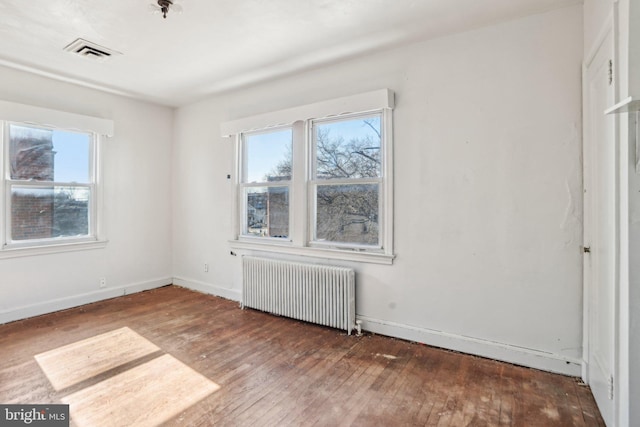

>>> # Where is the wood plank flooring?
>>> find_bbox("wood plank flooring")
[0,285,604,426]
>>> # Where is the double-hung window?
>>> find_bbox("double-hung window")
[227,89,394,264]
[311,113,383,249]
[241,127,292,239]
[0,100,112,255]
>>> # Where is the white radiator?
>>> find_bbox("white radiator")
[242,256,356,334]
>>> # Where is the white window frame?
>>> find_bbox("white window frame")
[309,111,386,251]
[0,100,112,258]
[239,125,293,242]
[225,90,395,265]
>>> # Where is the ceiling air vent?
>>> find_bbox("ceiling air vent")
[63,38,121,61]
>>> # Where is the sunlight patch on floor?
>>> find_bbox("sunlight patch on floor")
[35,327,160,391]
[61,354,220,427]
[34,327,220,427]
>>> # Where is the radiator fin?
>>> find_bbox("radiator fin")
[242,256,356,334]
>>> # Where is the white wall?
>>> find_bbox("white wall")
[0,65,174,323]
[584,0,614,58]
[173,5,584,374]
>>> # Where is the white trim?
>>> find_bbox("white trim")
[95,134,106,240]
[0,122,6,250]
[172,277,242,301]
[0,239,107,259]
[357,315,582,376]
[220,89,394,136]
[581,62,590,383]
[230,134,241,240]
[382,108,394,255]
[228,239,395,265]
[290,121,306,245]
[0,100,114,136]
[0,276,171,325]
[0,58,151,106]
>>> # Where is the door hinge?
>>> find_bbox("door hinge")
[608,375,614,400]
[608,60,613,85]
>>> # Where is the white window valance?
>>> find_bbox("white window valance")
[0,100,114,136]
[220,89,394,137]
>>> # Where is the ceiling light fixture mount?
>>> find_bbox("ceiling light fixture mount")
[158,0,172,18]
[151,0,182,19]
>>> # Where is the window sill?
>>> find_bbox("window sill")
[0,239,108,259]
[229,240,395,265]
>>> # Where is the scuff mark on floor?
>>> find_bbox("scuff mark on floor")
[375,353,398,360]
[541,406,561,421]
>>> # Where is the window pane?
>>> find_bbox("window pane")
[315,115,381,179]
[316,184,379,245]
[11,186,90,241]
[245,186,289,238]
[245,129,292,183]
[9,124,91,183]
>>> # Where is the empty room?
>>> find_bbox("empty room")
[0,0,638,426]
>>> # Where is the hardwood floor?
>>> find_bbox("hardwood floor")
[0,285,604,426]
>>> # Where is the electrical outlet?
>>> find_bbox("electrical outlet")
[99,277,107,288]
[204,263,209,273]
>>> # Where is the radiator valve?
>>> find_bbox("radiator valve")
[355,320,362,336]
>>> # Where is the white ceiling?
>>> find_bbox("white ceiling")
[0,0,580,107]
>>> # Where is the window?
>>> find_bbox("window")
[227,90,394,264]
[311,114,382,248]
[0,100,112,255]
[3,123,97,248]
[241,127,292,239]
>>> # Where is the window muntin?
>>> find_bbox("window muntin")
[311,113,383,248]
[4,122,97,247]
[240,127,292,239]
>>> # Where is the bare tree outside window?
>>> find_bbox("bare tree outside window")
[313,115,381,245]
[315,118,381,180]
[265,115,382,246]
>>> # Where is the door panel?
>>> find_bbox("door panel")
[584,28,615,426]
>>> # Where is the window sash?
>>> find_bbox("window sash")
[2,121,99,248]
[308,112,384,249]
[310,181,382,249]
[239,126,293,240]
[241,126,293,185]
[240,183,291,240]
[5,182,97,247]
[310,111,384,181]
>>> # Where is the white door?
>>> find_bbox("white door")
[583,27,616,426]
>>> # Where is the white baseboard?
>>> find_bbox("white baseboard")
[7,275,579,377]
[172,276,242,302]
[0,277,172,325]
[169,280,581,376]
[357,315,582,377]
